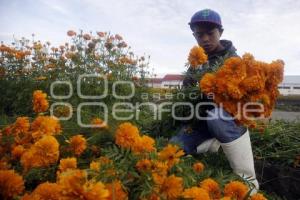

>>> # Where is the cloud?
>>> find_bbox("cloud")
[0,0,299,75]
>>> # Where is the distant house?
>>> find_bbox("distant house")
[278,75,300,95]
[147,74,184,89]
[161,74,184,89]
[148,78,163,88]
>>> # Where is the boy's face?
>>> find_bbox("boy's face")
[192,25,222,54]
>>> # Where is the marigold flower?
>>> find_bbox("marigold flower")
[69,135,87,156]
[99,156,112,165]
[12,145,25,160]
[182,187,210,200]
[21,135,59,171]
[12,117,30,135]
[223,181,248,200]
[158,175,183,199]
[136,159,152,172]
[188,46,208,68]
[114,34,123,41]
[200,178,221,199]
[151,160,168,178]
[83,33,91,40]
[58,169,109,200]
[193,162,205,173]
[251,193,267,200]
[53,105,71,118]
[31,116,61,140]
[91,118,108,129]
[106,180,128,200]
[199,73,215,94]
[67,30,76,37]
[131,135,156,154]
[0,170,24,199]
[158,144,184,168]
[115,122,140,149]
[32,90,49,113]
[59,157,77,172]
[97,31,106,37]
[27,182,62,200]
[90,161,101,171]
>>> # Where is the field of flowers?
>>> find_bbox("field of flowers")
[0,31,299,200]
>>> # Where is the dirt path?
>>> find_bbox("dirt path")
[271,110,300,121]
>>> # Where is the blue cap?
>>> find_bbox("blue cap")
[189,9,222,30]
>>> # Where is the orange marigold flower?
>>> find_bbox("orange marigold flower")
[227,83,243,100]
[13,117,30,135]
[27,182,62,200]
[115,122,140,149]
[97,31,106,37]
[152,172,166,186]
[159,175,183,199]
[90,161,101,171]
[59,157,77,172]
[193,162,205,173]
[251,193,267,200]
[158,144,184,168]
[200,178,221,199]
[224,181,248,200]
[32,90,49,113]
[240,76,265,93]
[69,135,87,156]
[0,170,24,199]
[136,159,152,172]
[132,135,156,154]
[182,187,210,200]
[99,156,112,165]
[83,33,91,40]
[67,30,76,37]
[200,73,216,93]
[58,169,109,200]
[12,145,25,160]
[188,46,208,68]
[91,118,108,129]
[106,180,128,200]
[21,135,59,171]
[115,34,123,41]
[31,116,61,141]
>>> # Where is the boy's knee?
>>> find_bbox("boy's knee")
[206,108,244,143]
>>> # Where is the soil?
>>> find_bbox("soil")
[255,160,300,200]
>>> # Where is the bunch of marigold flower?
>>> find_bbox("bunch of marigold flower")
[188,46,208,68]
[200,53,284,128]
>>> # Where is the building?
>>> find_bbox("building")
[147,74,184,89]
[278,75,300,95]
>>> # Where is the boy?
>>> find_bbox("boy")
[172,9,259,193]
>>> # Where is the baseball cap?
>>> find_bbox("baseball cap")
[189,9,222,30]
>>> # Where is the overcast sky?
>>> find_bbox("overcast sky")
[1,0,300,76]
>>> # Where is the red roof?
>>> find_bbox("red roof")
[162,74,184,81]
[147,78,162,84]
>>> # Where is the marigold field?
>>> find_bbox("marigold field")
[0,31,299,200]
